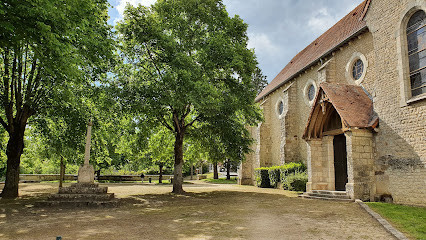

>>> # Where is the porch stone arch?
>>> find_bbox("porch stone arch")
[303,83,378,201]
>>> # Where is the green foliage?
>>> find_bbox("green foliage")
[202,178,237,184]
[252,67,268,94]
[254,168,272,188]
[142,126,175,169]
[255,162,307,190]
[279,162,307,183]
[0,130,7,179]
[101,169,145,176]
[366,202,426,240]
[268,166,281,188]
[116,0,263,191]
[282,171,308,192]
[0,0,114,197]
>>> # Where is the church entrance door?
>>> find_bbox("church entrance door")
[333,134,348,191]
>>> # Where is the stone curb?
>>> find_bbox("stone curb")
[355,199,408,240]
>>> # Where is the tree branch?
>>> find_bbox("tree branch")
[10,49,17,106]
[16,45,23,108]
[157,115,173,131]
[0,117,9,132]
[144,44,164,81]
[22,43,28,85]
[172,110,181,134]
[24,58,38,103]
[183,104,191,119]
[3,47,10,105]
[185,114,201,129]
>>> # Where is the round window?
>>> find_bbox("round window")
[278,101,284,115]
[352,59,364,80]
[307,84,315,101]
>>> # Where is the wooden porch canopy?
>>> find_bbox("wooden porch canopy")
[303,83,379,139]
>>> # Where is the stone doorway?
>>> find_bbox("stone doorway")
[333,134,348,191]
[303,83,379,200]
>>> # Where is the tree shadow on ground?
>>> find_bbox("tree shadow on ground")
[0,189,392,240]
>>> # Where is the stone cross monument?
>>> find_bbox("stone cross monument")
[41,119,116,207]
[77,120,95,183]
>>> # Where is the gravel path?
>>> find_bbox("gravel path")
[0,182,394,240]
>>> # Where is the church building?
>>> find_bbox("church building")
[239,0,425,206]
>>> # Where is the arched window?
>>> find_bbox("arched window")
[407,10,426,97]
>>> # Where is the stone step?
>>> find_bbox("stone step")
[59,186,108,194]
[306,193,351,199]
[70,183,100,188]
[38,200,119,208]
[299,194,354,202]
[48,193,115,201]
[311,190,348,196]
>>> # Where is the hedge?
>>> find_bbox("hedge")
[254,168,272,188]
[282,171,308,191]
[255,162,306,189]
[279,162,306,183]
[268,166,281,188]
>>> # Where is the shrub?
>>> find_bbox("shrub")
[282,171,308,192]
[268,166,282,188]
[279,162,306,183]
[254,168,272,188]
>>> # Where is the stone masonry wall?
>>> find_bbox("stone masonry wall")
[243,1,425,206]
[365,0,426,206]
[345,130,375,201]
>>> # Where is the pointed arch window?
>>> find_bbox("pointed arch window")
[407,10,426,97]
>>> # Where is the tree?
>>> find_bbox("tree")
[0,0,114,198]
[184,137,208,180]
[117,0,262,193]
[252,67,268,95]
[144,126,174,183]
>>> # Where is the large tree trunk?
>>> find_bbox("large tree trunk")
[1,127,26,199]
[159,163,163,184]
[213,162,218,179]
[226,159,231,180]
[172,132,185,194]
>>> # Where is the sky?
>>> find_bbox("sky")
[107,0,364,83]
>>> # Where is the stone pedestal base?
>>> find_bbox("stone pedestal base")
[41,183,117,207]
[78,164,94,184]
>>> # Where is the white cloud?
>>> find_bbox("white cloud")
[307,8,339,36]
[248,33,280,57]
[116,0,157,18]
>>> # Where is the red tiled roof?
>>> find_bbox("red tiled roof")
[320,83,378,128]
[256,0,370,102]
[303,83,379,139]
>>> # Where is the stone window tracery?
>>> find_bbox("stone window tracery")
[278,101,284,115]
[308,84,315,101]
[406,10,426,97]
[352,59,364,80]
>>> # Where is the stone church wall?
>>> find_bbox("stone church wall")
[364,0,426,206]
[241,0,425,206]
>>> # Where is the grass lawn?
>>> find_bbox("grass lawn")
[366,202,426,239]
[202,178,237,184]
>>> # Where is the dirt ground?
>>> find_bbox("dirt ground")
[0,182,394,240]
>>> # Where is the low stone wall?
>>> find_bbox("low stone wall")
[19,174,174,182]
[20,174,77,181]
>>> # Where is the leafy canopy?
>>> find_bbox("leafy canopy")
[116,0,262,141]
